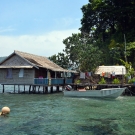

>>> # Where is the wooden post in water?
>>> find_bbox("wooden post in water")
[33,86,36,93]
[38,86,40,93]
[2,85,4,93]
[29,85,31,94]
[50,86,53,93]
[24,85,25,93]
[43,86,45,94]
[14,85,15,93]
[45,86,48,93]
[18,85,20,93]
[56,86,59,92]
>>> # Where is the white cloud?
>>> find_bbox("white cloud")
[0,27,15,33]
[0,29,80,57]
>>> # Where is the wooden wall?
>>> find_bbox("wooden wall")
[0,68,35,84]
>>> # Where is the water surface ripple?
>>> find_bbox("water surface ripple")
[0,93,135,135]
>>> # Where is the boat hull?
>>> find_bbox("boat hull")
[63,88,126,99]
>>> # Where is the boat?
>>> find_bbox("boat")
[63,87,126,99]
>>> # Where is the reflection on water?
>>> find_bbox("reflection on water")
[0,92,135,135]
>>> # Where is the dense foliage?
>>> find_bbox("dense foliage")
[49,0,135,72]
[80,0,135,67]
[48,53,69,69]
[63,33,103,71]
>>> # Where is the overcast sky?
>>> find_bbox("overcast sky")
[0,0,88,57]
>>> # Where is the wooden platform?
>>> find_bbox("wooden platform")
[1,83,135,96]
[0,84,63,94]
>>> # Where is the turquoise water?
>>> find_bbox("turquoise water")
[0,93,135,135]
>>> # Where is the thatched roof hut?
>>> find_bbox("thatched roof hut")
[0,50,76,73]
[0,50,77,84]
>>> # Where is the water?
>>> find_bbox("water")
[0,88,135,135]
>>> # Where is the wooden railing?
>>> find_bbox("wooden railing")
[34,78,48,85]
[34,78,73,85]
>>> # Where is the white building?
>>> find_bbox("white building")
[95,66,126,75]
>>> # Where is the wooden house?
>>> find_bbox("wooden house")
[0,50,77,85]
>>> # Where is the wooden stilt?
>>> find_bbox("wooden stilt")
[29,85,31,94]
[45,86,48,93]
[2,85,4,93]
[50,86,53,93]
[38,86,40,93]
[56,86,59,92]
[33,86,36,93]
[43,86,44,94]
[18,85,20,93]
[14,85,15,93]
[24,85,25,93]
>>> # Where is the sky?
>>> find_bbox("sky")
[0,0,88,57]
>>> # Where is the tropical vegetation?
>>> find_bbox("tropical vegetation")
[49,0,135,77]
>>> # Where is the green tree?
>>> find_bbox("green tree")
[80,0,135,65]
[126,42,135,68]
[48,53,69,69]
[63,33,103,72]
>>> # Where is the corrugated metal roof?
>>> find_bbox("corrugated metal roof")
[95,66,126,75]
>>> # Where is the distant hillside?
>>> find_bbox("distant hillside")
[0,57,7,62]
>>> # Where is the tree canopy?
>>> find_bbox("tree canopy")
[63,33,103,71]
[49,0,135,72]
[80,0,135,67]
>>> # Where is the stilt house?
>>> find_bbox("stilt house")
[0,50,76,85]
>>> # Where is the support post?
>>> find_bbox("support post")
[29,85,31,94]
[2,85,4,93]
[56,86,59,92]
[45,86,48,93]
[38,86,40,93]
[14,85,15,93]
[24,85,25,93]
[50,86,53,93]
[18,85,20,93]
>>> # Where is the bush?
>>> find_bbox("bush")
[112,78,120,84]
[75,79,81,84]
[128,78,135,84]
[98,77,106,84]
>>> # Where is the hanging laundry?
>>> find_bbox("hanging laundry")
[108,72,111,78]
[80,72,85,79]
[85,72,89,78]
[67,72,71,77]
[102,72,105,77]
[112,72,115,76]
[112,72,115,79]
[128,76,131,80]
[88,72,91,76]
[104,72,108,77]
[100,73,102,77]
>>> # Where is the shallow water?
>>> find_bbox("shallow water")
[0,90,135,135]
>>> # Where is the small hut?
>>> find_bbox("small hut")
[95,65,126,83]
[95,66,126,75]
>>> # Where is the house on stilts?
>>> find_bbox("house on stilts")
[0,50,77,85]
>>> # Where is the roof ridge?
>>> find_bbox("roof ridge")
[14,50,47,58]
[14,50,65,70]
